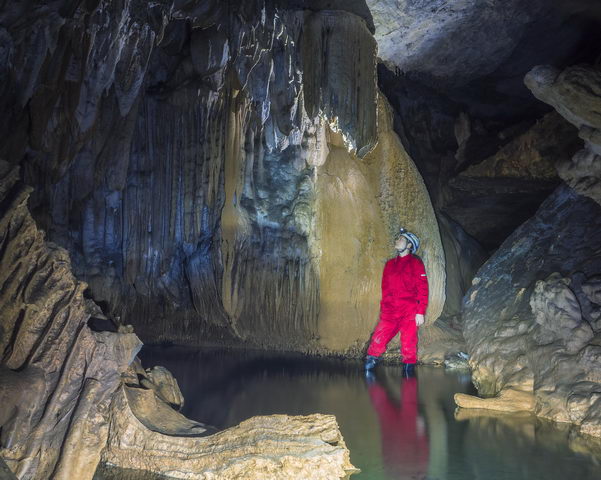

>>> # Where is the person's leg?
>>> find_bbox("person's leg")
[367,313,400,357]
[399,315,419,364]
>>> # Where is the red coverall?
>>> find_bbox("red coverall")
[367,254,429,364]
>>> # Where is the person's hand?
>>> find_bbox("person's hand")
[415,313,425,327]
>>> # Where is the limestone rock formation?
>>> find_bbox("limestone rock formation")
[455,388,535,413]
[525,64,601,205]
[0,162,356,479]
[0,0,386,352]
[0,160,141,479]
[312,93,446,355]
[458,184,601,436]
[139,366,185,410]
[367,0,596,90]
[103,387,356,480]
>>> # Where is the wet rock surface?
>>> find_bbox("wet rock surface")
[104,386,356,480]
[459,184,601,436]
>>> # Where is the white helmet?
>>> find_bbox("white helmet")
[399,228,420,253]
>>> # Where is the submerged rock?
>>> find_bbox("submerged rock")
[139,366,185,410]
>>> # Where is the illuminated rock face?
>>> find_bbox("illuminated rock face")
[218,91,446,354]
[0,162,356,479]
[311,94,445,354]
[0,0,449,354]
[460,184,601,435]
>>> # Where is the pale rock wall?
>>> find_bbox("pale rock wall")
[313,94,446,355]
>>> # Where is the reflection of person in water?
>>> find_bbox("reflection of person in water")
[367,374,429,479]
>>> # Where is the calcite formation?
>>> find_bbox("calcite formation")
[0,162,356,479]
[458,184,601,436]
[312,93,446,355]
[0,0,399,353]
[2,0,452,355]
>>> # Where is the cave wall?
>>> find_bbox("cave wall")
[457,61,601,436]
[0,161,143,479]
[1,0,447,354]
[313,94,445,354]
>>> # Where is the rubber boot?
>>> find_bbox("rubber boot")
[364,355,380,371]
[402,363,416,378]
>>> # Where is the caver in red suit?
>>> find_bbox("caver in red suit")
[367,253,429,364]
[368,376,429,477]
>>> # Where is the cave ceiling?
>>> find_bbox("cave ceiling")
[365,0,601,250]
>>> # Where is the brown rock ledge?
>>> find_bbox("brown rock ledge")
[102,386,357,480]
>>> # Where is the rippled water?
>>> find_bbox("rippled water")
[98,347,601,480]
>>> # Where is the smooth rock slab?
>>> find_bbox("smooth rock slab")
[103,387,357,480]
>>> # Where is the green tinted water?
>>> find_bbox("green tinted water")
[97,347,601,480]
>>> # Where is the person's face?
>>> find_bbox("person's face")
[395,235,410,252]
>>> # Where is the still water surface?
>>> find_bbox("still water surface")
[134,347,601,480]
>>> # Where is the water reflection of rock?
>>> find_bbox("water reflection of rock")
[139,348,601,480]
[456,409,601,479]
